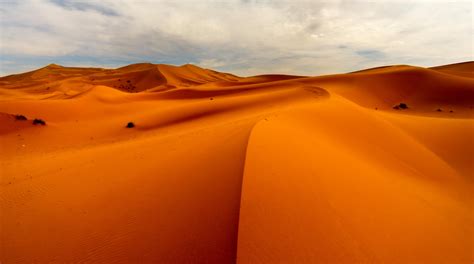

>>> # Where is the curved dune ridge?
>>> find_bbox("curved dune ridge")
[0,62,473,263]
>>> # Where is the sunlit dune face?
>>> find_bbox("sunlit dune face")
[0,62,473,263]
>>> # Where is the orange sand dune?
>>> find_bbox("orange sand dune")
[0,62,473,263]
[430,61,474,78]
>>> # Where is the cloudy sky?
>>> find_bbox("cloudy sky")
[0,0,472,76]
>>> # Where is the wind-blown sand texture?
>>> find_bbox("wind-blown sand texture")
[0,62,473,263]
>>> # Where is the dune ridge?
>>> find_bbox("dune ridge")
[0,62,473,263]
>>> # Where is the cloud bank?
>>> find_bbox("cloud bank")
[0,0,472,76]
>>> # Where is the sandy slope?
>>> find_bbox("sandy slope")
[0,62,472,263]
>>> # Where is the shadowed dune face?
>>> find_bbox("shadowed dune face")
[0,62,473,263]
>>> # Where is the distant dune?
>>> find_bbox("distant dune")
[0,62,473,263]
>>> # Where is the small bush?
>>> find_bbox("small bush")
[393,103,408,110]
[436,108,442,112]
[32,119,46,125]
[15,115,27,121]
[126,122,135,128]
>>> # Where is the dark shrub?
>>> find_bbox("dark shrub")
[126,122,135,128]
[436,108,442,112]
[32,119,46,125]
[393,103,408,110]
[15,115,27,121]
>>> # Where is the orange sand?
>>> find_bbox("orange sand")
[0,62,472,263]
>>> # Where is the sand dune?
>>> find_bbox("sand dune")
[0,62,473,263]
[430,61,474,78]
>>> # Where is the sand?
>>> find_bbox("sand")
[0,62,472,263]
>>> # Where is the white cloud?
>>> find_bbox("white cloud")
[0,0,472,76]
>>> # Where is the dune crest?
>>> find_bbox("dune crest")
[0,62,473,263]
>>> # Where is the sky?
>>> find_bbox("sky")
[0,0,472,76]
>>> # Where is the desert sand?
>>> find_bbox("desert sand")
[0,62,472,263]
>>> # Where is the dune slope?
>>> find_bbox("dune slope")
[0,62,473,263]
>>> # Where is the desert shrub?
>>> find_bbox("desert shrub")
[15,115,27,121]
[393,103,408,110]
[436,108,442,112]
[126,122,135,128]
[32,119,46,125]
